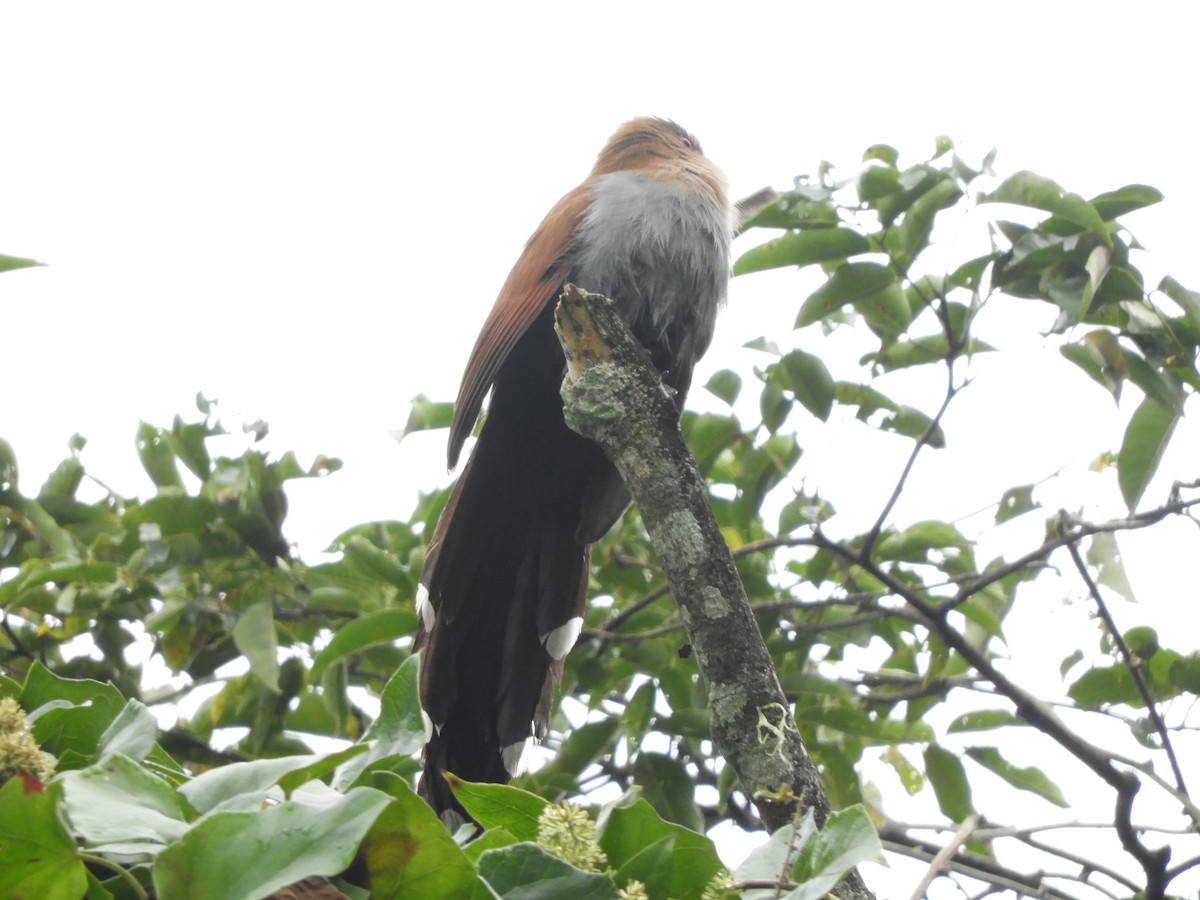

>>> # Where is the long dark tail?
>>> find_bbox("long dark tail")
[413,378,602,826]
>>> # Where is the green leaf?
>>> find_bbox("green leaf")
[853,278,911,343]
[734,812,817,883]
[737,194,838,231]
[477,843,619,898]
[610,834,677,899]
[1123,348,1184,414]
[152,785,391,900]
[631,752,703,832]
[22,664,126,769]
[704,369,742,406]
[59,754,189,854]
[797,263,897,328]
[1158,275,1200,337]
[96,700,159,763]
[333,654,427,790]
[777,349,835,421]
[0,778,87,900]
[1068,665,1139,707]
[398,394,454,440]
[310,609,412,680]
[791,805,885,900]
[596,797,722,900]
[875,521,969,562]
[965,746,1068,807]
[924,745,974,822]
[538,718,621,783]
[0,253,44,273]
[182,749,367,814]
[866,333,994,372]
[834,383,946,447]
[948,709,1024,733]
[136,422,182,489]
[360,782,478,898]
[734,227,870,276]
[231,600,280,692]
[1117,394,1178,511]
[882,746,923,795]
[449,779,547,841]
[981,171,1107,236]
[340,535,406,587]
[888,177,963,267]
[857,165,902,202]
[1090,184,1163,220]
[995,484,1039,524]
[1086,532,1136,603]
[863,144,900,166]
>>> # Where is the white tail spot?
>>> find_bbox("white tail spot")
[502,738,531,776]
[540,616,584,661]
[415,583,435,631]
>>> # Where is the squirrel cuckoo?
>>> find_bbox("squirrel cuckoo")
[414,117,733,825]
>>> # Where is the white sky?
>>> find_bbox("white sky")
[3,3,1198,895]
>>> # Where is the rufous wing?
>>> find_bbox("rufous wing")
[447,185,592,468]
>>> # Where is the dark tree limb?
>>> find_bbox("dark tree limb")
[553,284,874,899]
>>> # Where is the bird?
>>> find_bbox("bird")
[413,117,734,825]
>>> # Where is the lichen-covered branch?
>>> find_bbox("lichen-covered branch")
[553,284,872,897]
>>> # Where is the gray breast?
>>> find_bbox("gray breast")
[570,170,731,377]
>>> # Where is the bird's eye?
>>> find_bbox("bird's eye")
[680,136,693,150]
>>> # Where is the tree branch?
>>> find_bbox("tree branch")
[1059,517,1191,806]
[554,284,874,899]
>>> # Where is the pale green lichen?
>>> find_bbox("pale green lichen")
[0,697,55,785]
[536,801,609,873]
[656,509,706,568]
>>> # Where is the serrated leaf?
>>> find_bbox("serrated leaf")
[965,746,1068,807]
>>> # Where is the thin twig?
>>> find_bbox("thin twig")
[908,814,980,900]
[1060,519,1190,805]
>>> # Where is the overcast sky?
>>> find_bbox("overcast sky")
[3,3,1197,543]
[3,3,1198,893]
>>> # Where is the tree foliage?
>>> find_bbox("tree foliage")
[2,140,1199,898]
